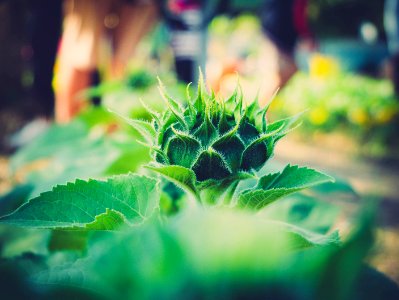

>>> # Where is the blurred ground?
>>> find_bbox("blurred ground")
[275,135,399,284]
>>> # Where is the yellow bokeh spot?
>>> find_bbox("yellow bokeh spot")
[309,107,328,125]
[309,54,340,79]
[375,109,396,124]
[349,109,369,125]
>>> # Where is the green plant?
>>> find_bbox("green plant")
[84,69,155,99]
[0,75,332,228]
[128,75,333,207]
[272,72,399,157]
[1,77,397,300]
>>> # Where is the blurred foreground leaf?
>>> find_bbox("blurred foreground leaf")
[28,209,340,299]
[3,207,397,300]
[262,193,340,234]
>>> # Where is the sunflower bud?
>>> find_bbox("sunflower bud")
[150,78,288,182]
[125,74,299,203]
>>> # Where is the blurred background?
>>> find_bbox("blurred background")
[0,0,399,286]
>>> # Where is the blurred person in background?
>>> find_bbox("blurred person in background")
[56,0,311,123]
[55,0,158,123]
[162,0,311,104]
[161,0,219,83]
[6,0,62,149]
[30,0,62,119]
[259,0,312,102]
[214,0,312,104]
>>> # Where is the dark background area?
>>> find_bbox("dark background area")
[308,0,385,38]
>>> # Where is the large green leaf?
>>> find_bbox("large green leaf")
[261,193,340,234]
[258,165,334,190]
[237,165,334,210]
[0,174,159,230]
[146,165,199,200]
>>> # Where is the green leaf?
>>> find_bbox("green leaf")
[276,222,340,250]
[146,165,199,200]
[224,86,238,112]
[193,69,206,112]
[185,101,197,128]
[0,174,159,229]
[158,80,187,129]
[238,189,296,210]
[247,90,275,133]
[198,172,254,205]
[111,110,156,145]
[253,108,267,133]
[159,121,177,149]
[123,119,156,145]
[138,98,162,125]
[193,110,218,147]
[261,193,340,234]
[237,165,334,210]
[233,85,244,120]
[85,209,128,230]
[260,165,334,190]
[267,111,303,139]
[245,94,258,119]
